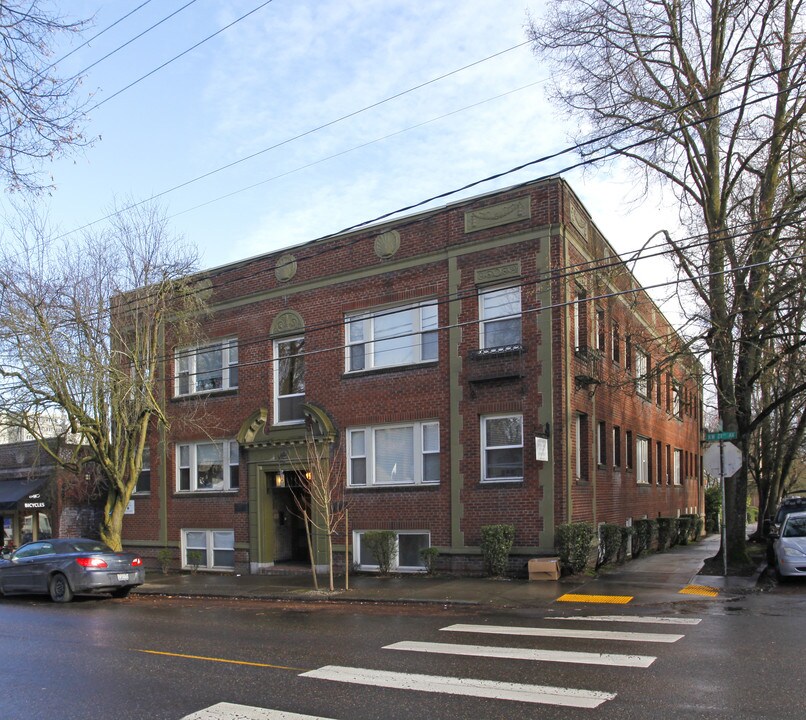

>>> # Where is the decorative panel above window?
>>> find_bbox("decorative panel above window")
[175,339,238,397]
[346,302,437,372]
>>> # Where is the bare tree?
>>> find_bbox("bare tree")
[529,0,806,567]
[0,199,205,550]
[0,2,91,192]
[290,428,348,593]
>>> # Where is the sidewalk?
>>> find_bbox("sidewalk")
[133,534,762,609]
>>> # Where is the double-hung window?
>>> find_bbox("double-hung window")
[636,436,650,484]
[182,529,235,570]
[348,421,440,487]
[673,449,682,485]
[177,440,239,492]
[175,339,238,396]
[135,447,151,494]
[482,414,523,482]
[346,302,437,372]
[274,337,305,424]
[635,348,649,397]
[479,286,521,349]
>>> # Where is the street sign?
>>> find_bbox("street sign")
[705,431,738,441]
[703,441,743,478]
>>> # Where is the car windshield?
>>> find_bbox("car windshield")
[782,517,806,538]
[66,540,113,553]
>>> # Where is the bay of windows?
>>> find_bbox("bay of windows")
[175,339,238,396]
[479,286,521,349]
[348,421,440,487]
[177,440,240,492]
[346,302,437,372]
[482,414,523,482]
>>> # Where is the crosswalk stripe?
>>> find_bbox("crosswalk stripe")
[545,615,701,626]
[441,623,683,643]
[182,702,333,720]
[300,665,616,708]
[385,640,656,667]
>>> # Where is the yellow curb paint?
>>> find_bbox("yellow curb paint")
[556,593,633,604]
[678,585,719,597]
[134,649,305,671]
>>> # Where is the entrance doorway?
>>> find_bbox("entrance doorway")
[271,471,310,564]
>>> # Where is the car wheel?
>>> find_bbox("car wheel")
[110,586,132,599]
[49,573,74,603]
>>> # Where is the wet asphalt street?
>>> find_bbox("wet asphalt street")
[1,576,804,720]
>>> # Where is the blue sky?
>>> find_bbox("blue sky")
[14,0,679,298]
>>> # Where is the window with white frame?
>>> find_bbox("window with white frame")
[673,384,682,418]
[346,302,437,372]
[348,422,439,487]
[636,436,650,484]
[482,414,523,482]
[135,446,150,494]
[673,449,682,485]
[479,286,521,349]
[182,529,235,570]
[597,420,607,466]
[354,530,430,572]
[635,348,649,396]
[177,440,239,492]
[175,339,238,396]
[274,337,305,424]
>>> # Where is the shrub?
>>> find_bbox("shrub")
[157,548,172,575]
[676,517,693,545]
[480,524,515,577]
[705,485,721,533]
[618,525,636,563]
[362,530,397,575]
[680,513,702,542]
[419,546,440,575]
[556,522,595,574]
[656,517,676,551]
[596,523,622,569]
[186,550,203,573]
[632,519,657,558]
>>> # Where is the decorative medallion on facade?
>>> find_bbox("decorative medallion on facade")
[270,310,305,337]
[569,203,589,240]
[275,253,298,282]
[475,262,521,286]
[374,230,401,259]
[464,197,531,233]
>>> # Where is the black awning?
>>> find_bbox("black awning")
[0,478,49,511]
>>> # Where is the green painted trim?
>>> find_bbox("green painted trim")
[159,425,168,545]
[448,255,465,549]
[209,228,552,314]
[535,238,556,549]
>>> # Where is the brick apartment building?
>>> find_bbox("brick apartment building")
[122,177,703,575]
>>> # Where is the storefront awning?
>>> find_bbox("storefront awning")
[0,478,49,511]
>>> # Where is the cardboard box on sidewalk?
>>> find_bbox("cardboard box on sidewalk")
[528,557,560,581]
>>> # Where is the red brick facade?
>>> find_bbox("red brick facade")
[122,178,702,574]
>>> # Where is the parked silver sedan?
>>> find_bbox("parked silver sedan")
[772,510,806,580]
[0,538,144,602]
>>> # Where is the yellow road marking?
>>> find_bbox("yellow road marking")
[134,649,305,671]
[679,584,719,597]
[556,593,633,604]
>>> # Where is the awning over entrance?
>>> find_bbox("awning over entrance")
[0,478,49,511]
